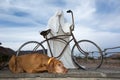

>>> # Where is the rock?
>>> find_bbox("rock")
[0,46,15,70]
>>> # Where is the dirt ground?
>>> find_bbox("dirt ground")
[101,59,120,69]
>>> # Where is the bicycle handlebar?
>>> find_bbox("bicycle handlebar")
[67,10,72,13]
[66,10,75,32]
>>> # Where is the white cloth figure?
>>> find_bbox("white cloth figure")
[47,10,76,68]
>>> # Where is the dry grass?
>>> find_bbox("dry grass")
[101,59,120,69]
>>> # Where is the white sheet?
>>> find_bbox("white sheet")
[47,10,76,68]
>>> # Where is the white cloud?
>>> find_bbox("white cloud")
[94,14,120,32]
[0,0,120,51]
[0,26,45,50]
[74,25,120,49]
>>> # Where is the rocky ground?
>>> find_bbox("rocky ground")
[101,59,120,70]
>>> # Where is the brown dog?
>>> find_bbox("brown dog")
[9,53,67,74]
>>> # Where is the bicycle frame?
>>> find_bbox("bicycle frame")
[39,30,87,58]
[35,10,88,58]
[41,34,71,58]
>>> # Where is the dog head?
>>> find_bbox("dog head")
[47,58,68,74]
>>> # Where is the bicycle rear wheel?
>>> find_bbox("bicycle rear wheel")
[16,41,46,56]
[71,40,103,70]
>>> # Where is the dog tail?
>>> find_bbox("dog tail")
[8,55,18,73]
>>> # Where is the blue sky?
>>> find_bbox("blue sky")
[0,0,120,51]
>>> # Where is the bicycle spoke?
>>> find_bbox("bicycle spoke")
[72,40,103,70]
[17,41,46,56]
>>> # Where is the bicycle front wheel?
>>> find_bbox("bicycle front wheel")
[71,40,103,70]
[16,41,46,56]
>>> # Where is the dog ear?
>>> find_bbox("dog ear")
[47,60,55,73]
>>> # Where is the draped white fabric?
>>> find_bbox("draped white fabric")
[47,10,76,68]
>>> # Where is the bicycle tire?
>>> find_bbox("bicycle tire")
[16,41,46,56]
[71,40,103,70]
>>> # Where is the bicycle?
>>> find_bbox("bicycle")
[16,10,103,70]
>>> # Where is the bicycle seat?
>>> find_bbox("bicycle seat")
[40,29,51,38]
